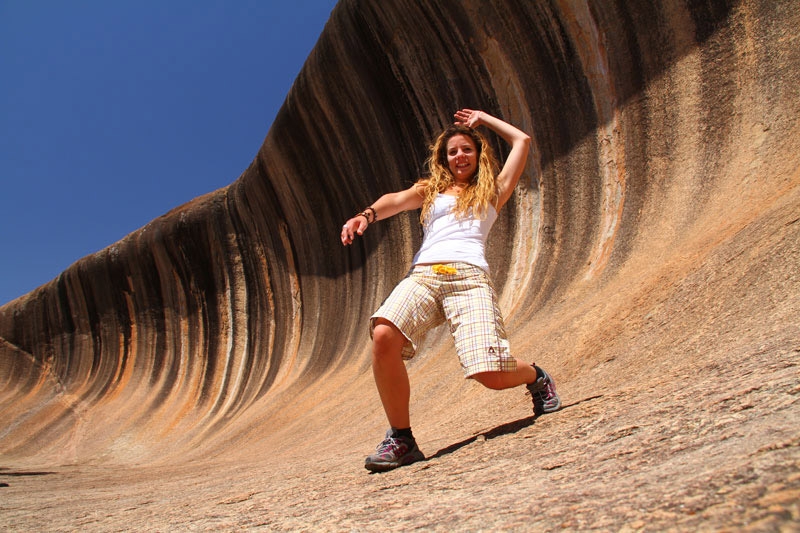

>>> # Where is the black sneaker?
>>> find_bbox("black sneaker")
[526,365,561,416]
[365,429,425,472]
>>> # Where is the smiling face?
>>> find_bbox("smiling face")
[446,134,478,182]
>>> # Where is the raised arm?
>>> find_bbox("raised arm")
[341,183,424,246]
[454,109,531,210]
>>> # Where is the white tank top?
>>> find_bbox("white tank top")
[412,194,498,272]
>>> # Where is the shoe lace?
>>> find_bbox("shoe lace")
[528,377,555,401]
[376,436,402,454]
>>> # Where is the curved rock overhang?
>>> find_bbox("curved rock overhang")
[1,0,798,467]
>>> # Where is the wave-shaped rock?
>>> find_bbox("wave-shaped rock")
[1,0,799,526]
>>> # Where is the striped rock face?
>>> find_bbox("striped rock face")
[1,1,799,530]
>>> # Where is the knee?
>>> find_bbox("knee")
[372,321,405,360]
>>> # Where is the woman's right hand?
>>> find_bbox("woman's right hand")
[341,215,368,246]
[340,185,424,246]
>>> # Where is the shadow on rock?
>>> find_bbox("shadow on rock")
[428,395,603,460]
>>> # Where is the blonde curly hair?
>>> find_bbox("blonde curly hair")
[418,125,499,224]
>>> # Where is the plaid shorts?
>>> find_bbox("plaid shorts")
[370,262,517,377]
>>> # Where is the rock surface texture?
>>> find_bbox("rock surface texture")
[2,0,799,530]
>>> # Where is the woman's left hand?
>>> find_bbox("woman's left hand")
[454,108,483,128]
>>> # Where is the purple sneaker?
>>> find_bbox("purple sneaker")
[365,429,424,472]
[526,365,561,416]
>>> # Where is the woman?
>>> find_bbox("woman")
[341,109,560,472]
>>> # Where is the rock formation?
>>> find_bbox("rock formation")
[1,0,798,529]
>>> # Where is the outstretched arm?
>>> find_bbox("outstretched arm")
[454,109,531,210]
[340,183,424,245]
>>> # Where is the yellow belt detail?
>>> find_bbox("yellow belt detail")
[432,264,458,275]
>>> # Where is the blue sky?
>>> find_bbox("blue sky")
[0,1,338,306]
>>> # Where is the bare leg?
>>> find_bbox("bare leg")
[371,318,411,428]
[470,358,537,390]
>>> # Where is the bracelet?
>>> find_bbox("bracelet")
[356,206,378,224]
